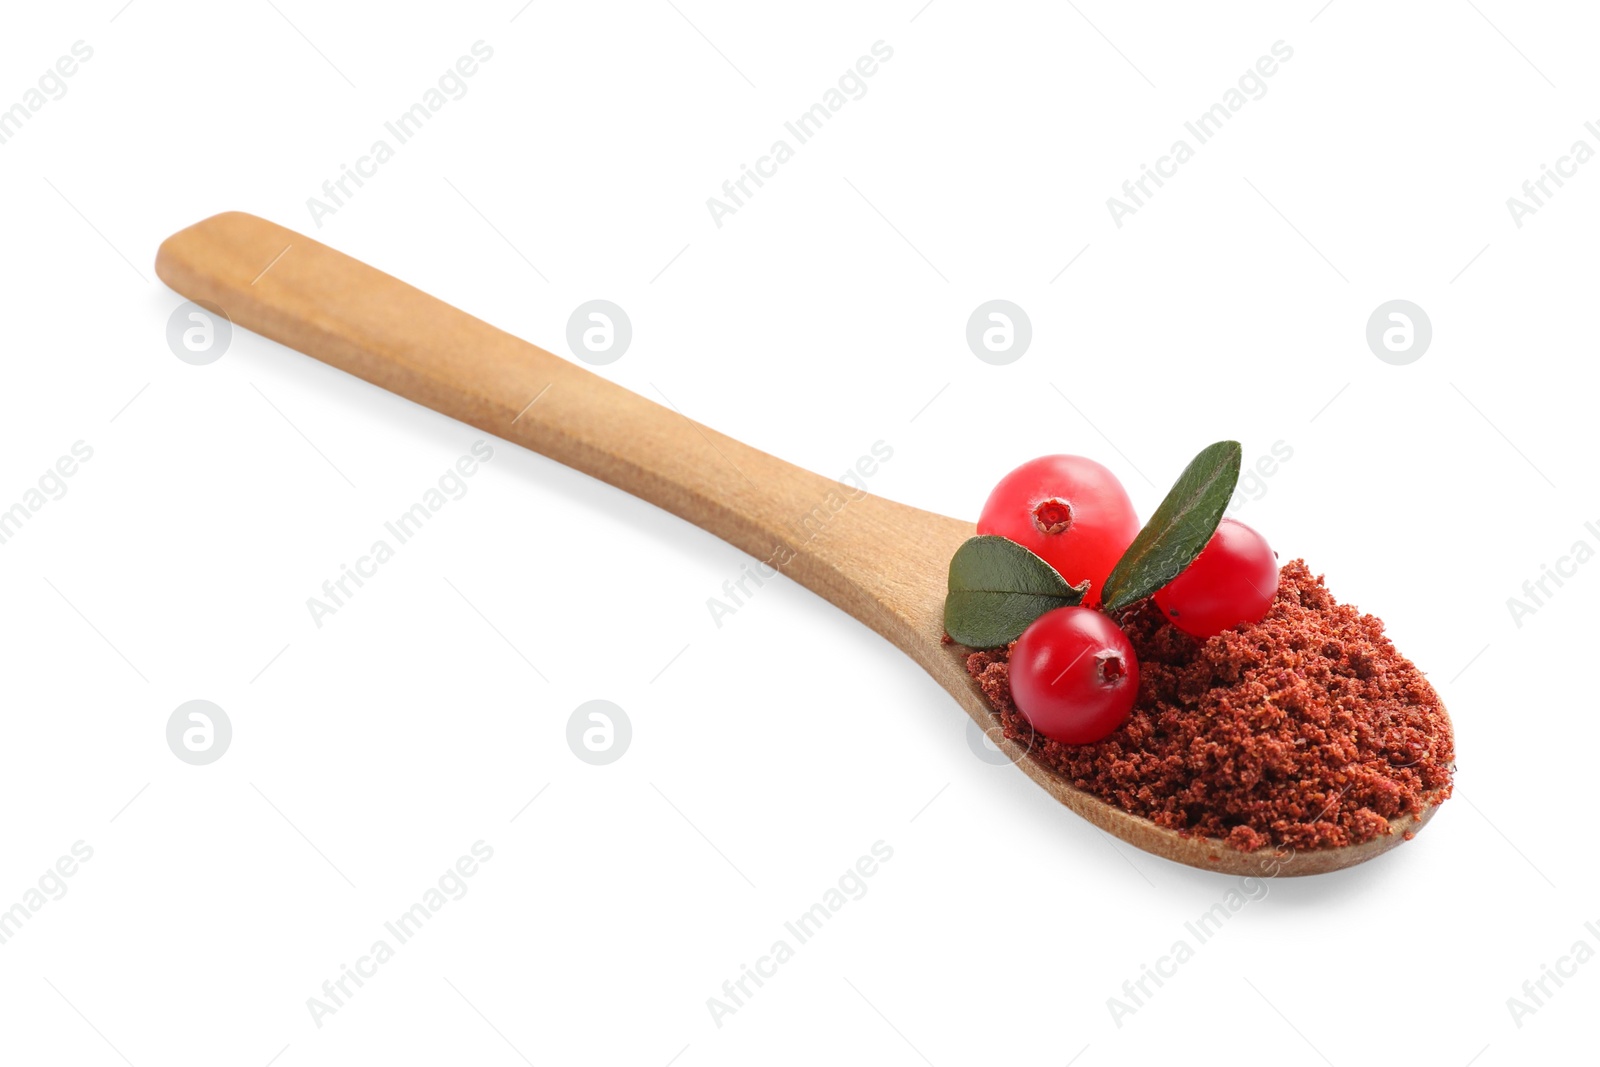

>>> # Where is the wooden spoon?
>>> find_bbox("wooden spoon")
[155,212,1445,877]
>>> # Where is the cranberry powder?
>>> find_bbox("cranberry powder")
[964,561,1454,852]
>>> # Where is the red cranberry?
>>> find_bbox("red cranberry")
[1154,518,1278,639]
[977,455,1139,607]
[1009,606,1140,745]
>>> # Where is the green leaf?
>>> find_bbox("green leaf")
[944,535,1089,648]
[1100,440,1243,613]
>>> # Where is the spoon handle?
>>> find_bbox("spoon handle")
[155,212,960,650]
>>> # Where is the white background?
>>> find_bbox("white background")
[1,1,1596,1064]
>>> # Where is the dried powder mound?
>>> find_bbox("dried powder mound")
[964,561,1455,852]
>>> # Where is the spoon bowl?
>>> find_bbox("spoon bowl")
[155,212,1447,877]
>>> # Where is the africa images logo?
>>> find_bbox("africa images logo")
[704,41,895,228]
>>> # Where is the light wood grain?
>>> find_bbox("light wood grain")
[156,211,1444,876]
